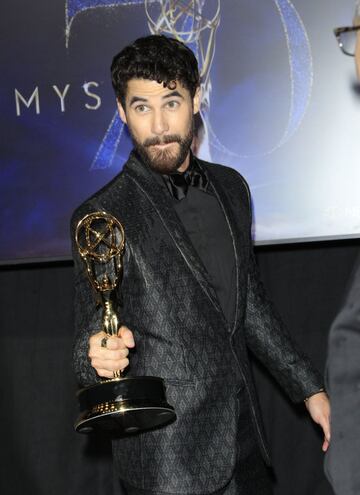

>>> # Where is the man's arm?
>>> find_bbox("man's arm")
[244,252,330,449]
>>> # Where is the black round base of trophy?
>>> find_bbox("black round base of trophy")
[74,376,176,435]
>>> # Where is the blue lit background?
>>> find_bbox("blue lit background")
[1,0,359,263]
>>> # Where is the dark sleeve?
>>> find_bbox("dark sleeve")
[71,203,103,387]
[236,171,323,403]
[208,165,324,403]
[244,253,324,403]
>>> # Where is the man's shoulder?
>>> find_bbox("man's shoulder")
[70,164,132,229]
[196,157,250,192]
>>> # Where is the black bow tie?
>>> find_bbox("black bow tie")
[162,165,209,200]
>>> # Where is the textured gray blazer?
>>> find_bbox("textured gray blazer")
[72,151,323,494]
[325,256,360,495]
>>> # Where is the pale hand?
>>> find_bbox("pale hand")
[88,325,135,379]
[305,391,331,452]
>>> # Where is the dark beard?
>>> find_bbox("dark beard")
[130,126,193,174]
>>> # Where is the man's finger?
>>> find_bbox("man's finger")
[106,335,126,350]
[324,423,331,443]
[89,331,107,347]
[322,437,330,452]
[318,415,331,448]
[319,413,331,440]
[97,347,129,360]
[118,326,135,348]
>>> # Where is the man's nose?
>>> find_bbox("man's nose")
[151,109,169,135]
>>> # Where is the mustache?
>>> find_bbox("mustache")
[143,134,182,147]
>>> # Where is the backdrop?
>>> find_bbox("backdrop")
[2,0,360,263]
[2,240,358,495]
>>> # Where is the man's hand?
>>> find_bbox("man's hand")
[88,325,135,379]
[305,391,331,452]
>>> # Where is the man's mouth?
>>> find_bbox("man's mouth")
[144,135,181,148]
[151,142,174,148]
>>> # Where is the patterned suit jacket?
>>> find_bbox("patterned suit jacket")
[72,151,323,494]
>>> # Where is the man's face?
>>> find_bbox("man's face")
[117,79,200,174]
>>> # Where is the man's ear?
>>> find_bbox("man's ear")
[117,100,127,124]
[192,86,201,115]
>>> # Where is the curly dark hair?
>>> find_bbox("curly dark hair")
[111,35,200,106]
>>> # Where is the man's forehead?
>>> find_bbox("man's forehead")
[125,78,187,99]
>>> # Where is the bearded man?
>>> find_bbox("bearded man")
[72,34,330,495]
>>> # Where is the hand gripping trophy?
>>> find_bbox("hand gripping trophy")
[74,211,176,435]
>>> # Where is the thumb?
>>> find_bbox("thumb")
[118,325,135,348]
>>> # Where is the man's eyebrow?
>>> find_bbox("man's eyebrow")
[129,96,148,106]
[129,91,184,106]
[163,91,184,100]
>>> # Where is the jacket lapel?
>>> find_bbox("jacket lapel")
[198,159,249,335]
[124,153,225,317]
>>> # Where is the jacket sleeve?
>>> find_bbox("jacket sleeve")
[71,202,103,387]
[244,251,324,403]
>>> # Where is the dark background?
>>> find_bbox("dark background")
[1,240,358,495]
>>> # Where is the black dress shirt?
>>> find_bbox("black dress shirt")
[151,155,236,324]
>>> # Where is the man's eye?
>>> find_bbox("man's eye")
[167,100,180,109]
[135,105,148,113]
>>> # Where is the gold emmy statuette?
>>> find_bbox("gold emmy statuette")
[74,211,176,435]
